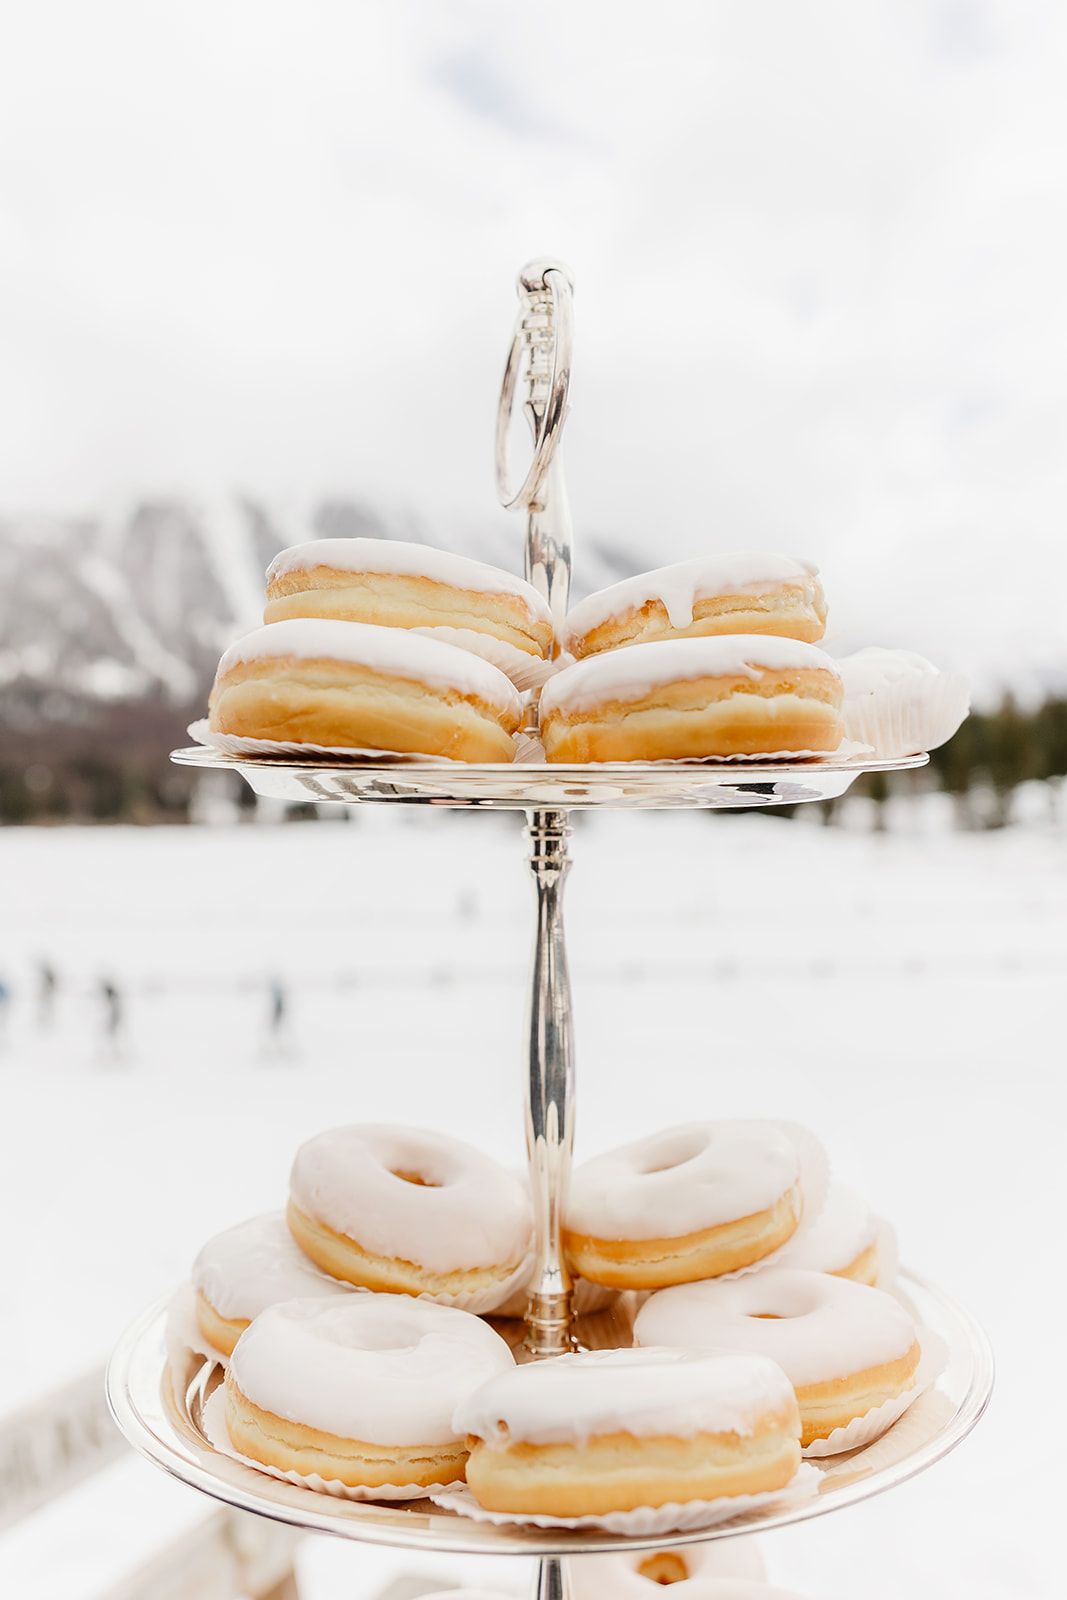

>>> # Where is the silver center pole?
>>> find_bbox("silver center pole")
[523,807,575,1356]
[496,259,577,1358]
[530,1553,574,1600]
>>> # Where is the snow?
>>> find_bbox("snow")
[0,811,1064,1598]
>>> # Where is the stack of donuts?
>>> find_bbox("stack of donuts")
[171,1115,928,1526]
[204,535,967,764]
[208,539,550,762]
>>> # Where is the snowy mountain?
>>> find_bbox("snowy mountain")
[0,498,634,724]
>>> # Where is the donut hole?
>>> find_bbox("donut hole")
[390,1168,441,1188]
[637,1552,691,1584]
[637,1130,708,1177]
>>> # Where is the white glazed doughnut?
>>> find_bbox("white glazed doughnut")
[562,1122,810,1289]
[836,647,970,759]
[265,538,554,660]
[539,636,844,762]
[455,1347,801,1517]
[288,1125,533,1309]
[564,554,826,658]
[774,1183,880,1285]
[192,1211,354,1355]
[209,619,522,761]
[225,1294,514,1490]
[570,1538,766,1594]
[634,1267,921,1447]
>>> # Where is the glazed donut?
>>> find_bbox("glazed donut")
[570,1538,766,1595]
[288,1125,533,1309]
[265,538,554,660]
[208,619,522,761]
[538,637,844,763]
[192,1211,353,1356]
[775,1183,881,1285]
[562,1122,810,1290]
[454,1347,801,1517]
[564,554,826,659]
[225,1294,513,1490]
[634,1267,921,1448]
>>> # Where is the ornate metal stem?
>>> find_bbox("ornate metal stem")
[530,1554,574,1600]
[497,258,578,1356]
[523,808,576,1355]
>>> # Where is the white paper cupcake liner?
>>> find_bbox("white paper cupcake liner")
[716,1121,831,1281]
[201,1388,456,1502]
[187,720,521,766]
[165,1282,228,1376]
[189,720,870,771]
[429,1463,818,1534]
[575,739,874,767]
[801,1327,947,1458]
[842,673,969,759]
[409,1249,535,1316]
[412,627,562,692]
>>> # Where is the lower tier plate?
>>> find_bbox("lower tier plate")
[170,747,927,810]
[106,1270,991,1556]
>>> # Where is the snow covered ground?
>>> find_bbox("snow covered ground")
[1,811,1064,1598]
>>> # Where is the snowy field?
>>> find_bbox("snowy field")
[1,810,1064,1598]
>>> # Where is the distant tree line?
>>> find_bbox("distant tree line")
[0,693,1064,828]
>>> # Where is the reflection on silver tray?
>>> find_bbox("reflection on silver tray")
[107,1269,991,1558]
[170,747,928,812]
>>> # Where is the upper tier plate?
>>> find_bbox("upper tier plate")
[170,748,928,810]
[107,1269,991,1557]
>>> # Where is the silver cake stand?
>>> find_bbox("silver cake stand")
[109,261,991,1600]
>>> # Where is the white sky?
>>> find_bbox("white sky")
[1,1,1066,686]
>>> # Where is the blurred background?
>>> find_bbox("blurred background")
[1,3,1064,1598]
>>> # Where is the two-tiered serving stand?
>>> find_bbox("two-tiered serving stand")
[107,261,993,1600]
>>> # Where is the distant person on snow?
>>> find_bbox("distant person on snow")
[99,976,123,1063]
[264,978,292,1062]
[37,960,58,1027]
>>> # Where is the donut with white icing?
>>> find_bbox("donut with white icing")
[225,1294,513,1491]
[265,539,554,661]
[570,1538,766,1594]
[538,637,844,763]
[774,1183,880,1285]
[454,1347,801,1516]
[192,1211,354,1356]
[564,555,826,659]
[288,1125,533,1308]
[634,1267,920,1448]
[209,620,522,761]
[562,1122,809,1290]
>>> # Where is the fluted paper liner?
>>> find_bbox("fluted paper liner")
[165,1282,228,1376]
[412,627,562,692]
[801,1327,947,1458]
[188,720,522,766]
[715,1121,831,1280]
[429,1463,818,1534]
[843,672,969,759]
[202,1388,456,1502]
[189,721,870,770]
[408,1246,535,1316]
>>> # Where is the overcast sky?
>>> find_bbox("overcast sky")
[1,1,1065,688]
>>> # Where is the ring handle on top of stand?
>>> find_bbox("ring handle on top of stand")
[495,259,574,513]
